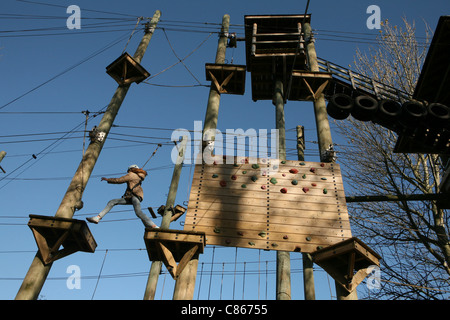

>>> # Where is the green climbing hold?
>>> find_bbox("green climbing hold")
[321,177,327,180]
[242,171,247,174]
[258,231,267,237]
[281,160,286,164]
[323,188,328,194]
[214,226,221,233]
[248,242,255,246]
[252,164,260,169]
[291,179,298,185]
[270,178,278,184]
[302,174,307,179]
[299,162,305,166]
[251,175,258,182]
[241,184,247,188]
[271,243,279,247]
[212,174,219,178]
[306,236,311,241]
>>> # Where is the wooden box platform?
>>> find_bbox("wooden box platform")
[106,52,150,86]
[205,63,246,95]
[144,229,206,279]
[312,237,381,293]
[28,214,97,265]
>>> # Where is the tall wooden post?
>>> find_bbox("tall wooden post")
[143,136,188,300]
[296,126,316,300]
[15,10,161,300]
[273,78,291,300]
[172,14,230,300]
[303,22,357,300]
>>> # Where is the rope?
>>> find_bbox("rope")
[207,246,216,299]
[91,249,108,300]
[122,17,142,54]
[141,143,162,169]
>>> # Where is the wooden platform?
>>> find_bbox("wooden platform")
[28,214,97,265]
[205,63,246,95]
[312,237,381,293]
[144,229,206,279]
[184,157,352,253]
[106,52,150,86]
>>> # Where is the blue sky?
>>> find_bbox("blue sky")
[0,0,448,300]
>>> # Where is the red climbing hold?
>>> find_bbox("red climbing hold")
[289,168,298,174]
[310,168,316,173]
[302,187,309,193]
[280,188,287,193]
[231,175,237,180]
[220,180,227,187]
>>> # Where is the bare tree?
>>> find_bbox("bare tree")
[334,18,450,299]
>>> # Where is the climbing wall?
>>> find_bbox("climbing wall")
[184,157,352,253]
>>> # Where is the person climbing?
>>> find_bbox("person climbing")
[86,164,159,229]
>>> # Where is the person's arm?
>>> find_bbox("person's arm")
[101,173,131,184]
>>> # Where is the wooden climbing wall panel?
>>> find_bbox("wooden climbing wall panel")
[184,157,352,253]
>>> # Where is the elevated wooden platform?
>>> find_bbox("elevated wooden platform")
[205,63,246,95]
[28,214,97,265]
[312,237,381,293]
[244,14,312,101]
[106,52,150,86]
[144,229,206,279]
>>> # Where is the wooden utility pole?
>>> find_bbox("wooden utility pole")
[172,14,230,300]
[273,78,291,300]
[296,125,316,300]
[303,22,357,300]
[15,10,161,300]
[143,136,188,300]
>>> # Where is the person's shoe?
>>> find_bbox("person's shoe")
[86,215,101,224]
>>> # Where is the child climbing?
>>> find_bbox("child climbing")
[86,164,159,229]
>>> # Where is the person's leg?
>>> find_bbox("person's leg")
[87,198,127,223]
[131,196,159,228]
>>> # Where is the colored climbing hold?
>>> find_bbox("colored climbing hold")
[258,231,267,238]
[310,167,316,173]
[321,177,327,180]
[214,226,221,233]
[323,188,328,194]
[291,179,298,185]
[242,171,247,174]
[302,174,306,179]
[281,160,286,164]
[241,184,247,188]
[320,163,325,167]
[252,164,260,169]
[283,235,289,240]
[271,243,279,247]
[220,180,227,187]
[261,185,266,190]
[280,188,287,193]
[302,187,309,193]
[299,162,305,166]
[306,236,312,241]
[251,175,258,182]
[282,173,286,177]
[270,178,278,184]
[231,175,237,180]
[237,231,244,236]
[248,242,255,246]
[311,183,317,187]
[289,168,298,174]
[225,239,231,245]
[212,174,219,178]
